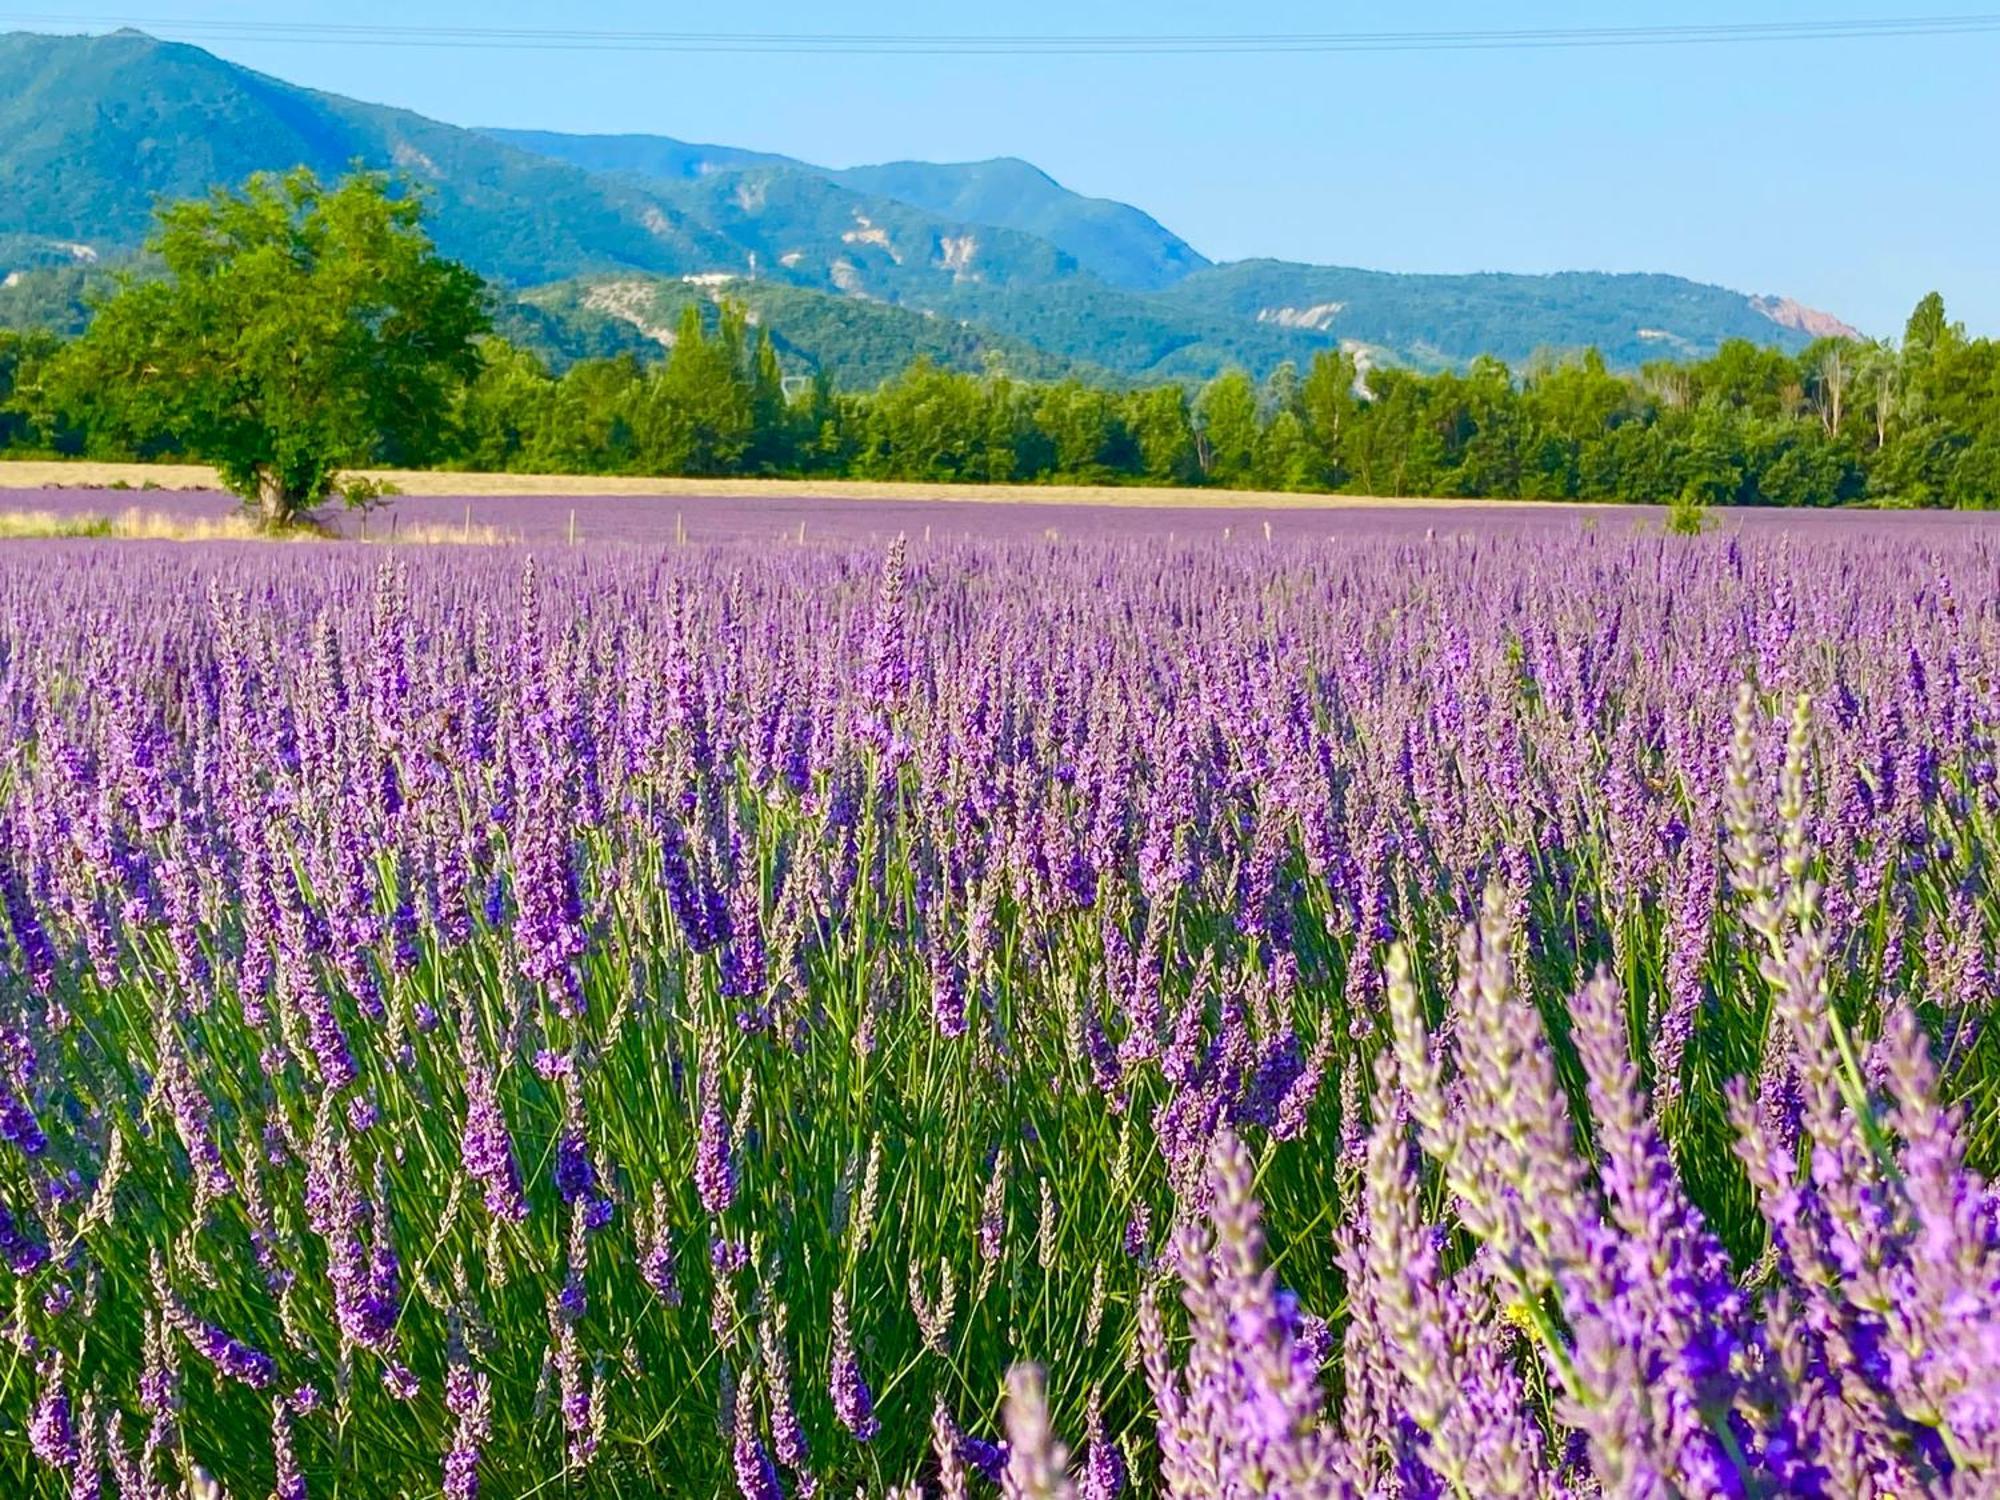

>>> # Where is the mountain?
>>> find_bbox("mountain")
[828,159,1209,293]
[0,29,752,286]
[1150,261,1863,372]
[486,128,1210,293]
[0,29,1078,299]
[501,275,1085,388]
[480,129,799,183]
[0,264,106,337]
[638,167,1082,297]
[0,28,1856,384]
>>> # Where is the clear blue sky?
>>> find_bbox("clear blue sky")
[25,2,2000,336]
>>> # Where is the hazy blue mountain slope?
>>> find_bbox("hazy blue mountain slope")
[0,29,1854,382]
[486,128,1209,292]
[829,157,1208,291]
[641,167,1082,296]
[0,30,745,285]
[480,128,799,182]
[1158,261,1837,369]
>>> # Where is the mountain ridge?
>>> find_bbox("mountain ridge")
[0,28,1857,381]
[481,127,1212,294]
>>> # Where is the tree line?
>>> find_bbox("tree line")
[2,170,1997,521]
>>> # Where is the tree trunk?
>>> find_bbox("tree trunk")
[256,469,295,529]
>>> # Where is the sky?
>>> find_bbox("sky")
[17,2,2000,336]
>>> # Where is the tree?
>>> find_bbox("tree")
[546,357,644,474]
[1804,339,1852,437]
[1124,385,1200,486]
[0,330,60,452]
[452,341,558,473]
[45,169,488,525]
[1903,291,1957,365]
[1853,340,1902,451]
[635,304,758,475]
[857,360,993,481]
[1035,381,1123,480]
[1298,350,1359,489]
[1195,371,1259,485]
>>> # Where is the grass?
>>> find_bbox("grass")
[0,506,516,544]
[0,458,1615,511]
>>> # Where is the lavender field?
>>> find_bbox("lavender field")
[1,516,1998,1497]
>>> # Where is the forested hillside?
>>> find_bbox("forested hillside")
[0,28,1854,380]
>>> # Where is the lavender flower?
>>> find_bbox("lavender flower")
[695,1047,737,1217]
[734,1387,787,1500]
[827,1291,879,1442]
[29,1356,78,1469]
[999,1364,1074,1500]
[0,1202,49,1275]
[459,1037,527,1223]
[1078,1389,1126,1500]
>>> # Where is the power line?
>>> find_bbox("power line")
[5,12,2000,54]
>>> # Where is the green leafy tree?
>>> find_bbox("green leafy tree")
[745,326,796,472]
[44,168,489,525]
[1195,370,1259,486]
[858,360,994,481]
[1124,385,1201,486]
[1451,358,1533,498]
[1036,381,1127,480]
[452,341,558,473]
[793,372,858,474]
[0,330,60,452]
[1903,291,1957,366]
[1297,350,1359,489]
[636,306,733,473]
[1687,340,1799,418]
[1346,369,1447,497]
[558,357,648,473]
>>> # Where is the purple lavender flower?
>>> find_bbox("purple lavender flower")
[459,1043,527,1223]
[0,1202,49,1274]
[1079,1390,1126,1500]
[553,1132,596,1204]
[270,1400,306,1500]
[695,1050,736,1217]
[0,1090,47,1158]
[443,1446,481,1500]
[1122,1200,1151,1264]
[827,1292,880,1442]
[167,1304,276,1391]
[999,1364,1073,1499]
[511,782,589,1017]
[639,1183,682,1307]
[29,1358,78,1468]
[760,1306,810,1474]
[734,1392,786,1500]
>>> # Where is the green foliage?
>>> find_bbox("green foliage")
[0,327,60,450]
[1127,383,1202,485]
[507,276,1084,390]
[337,475,403,507]
[11,224,2000,514]
[1195,370,1259,484]
[1666,489,1714,535]
[0,263,110,337]
[42,168,488,523]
